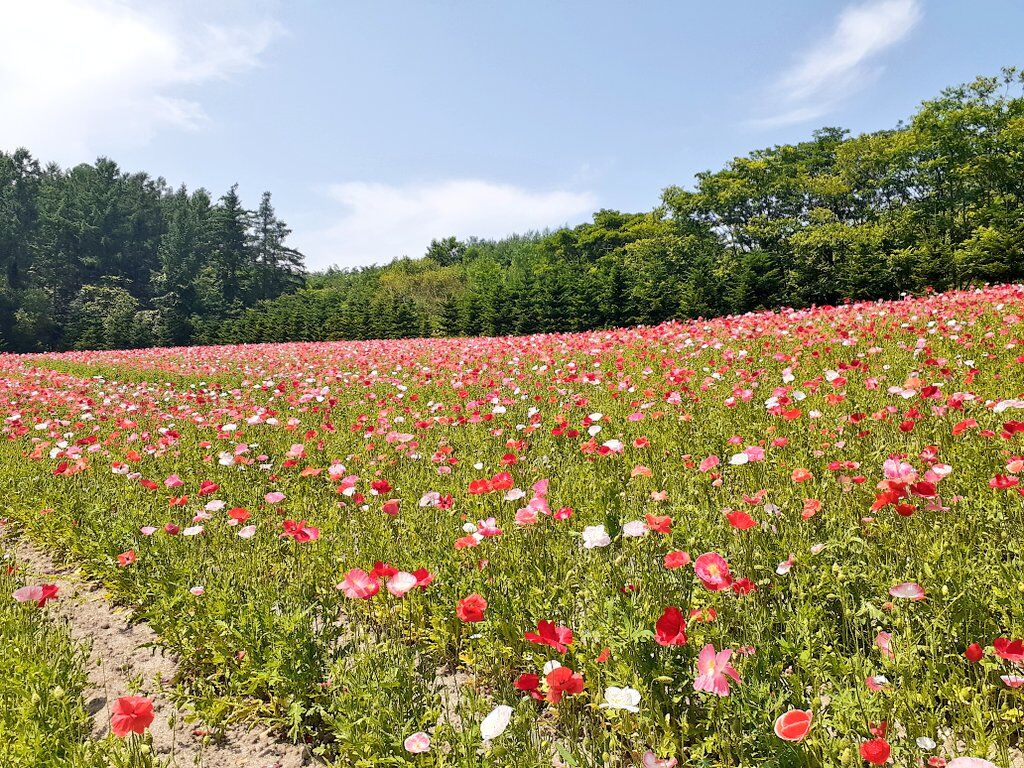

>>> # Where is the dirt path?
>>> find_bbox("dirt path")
[4,533,311,768]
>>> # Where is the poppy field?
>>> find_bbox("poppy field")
[3,285,1024,768]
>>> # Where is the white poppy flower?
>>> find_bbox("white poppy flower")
[582,525,611,549]
[622,520,648,538]
[480,704,513,740]
[600,686,641,712]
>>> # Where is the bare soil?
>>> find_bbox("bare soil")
[4,533,310,768]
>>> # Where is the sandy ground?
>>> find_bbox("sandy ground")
[3,532,310,768]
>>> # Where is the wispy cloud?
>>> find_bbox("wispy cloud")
[0,0,280,162]
[754,0,922,128]
[297,180,598,270]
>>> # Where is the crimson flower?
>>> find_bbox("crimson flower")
[994,637,1024,662]
[725,510,757,530]
[859,738,891,765]
[545,666,584,703]
[654,606,687,647]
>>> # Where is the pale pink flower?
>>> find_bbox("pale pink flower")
[386,571,418,597]
[889,582,926,601]
[337,568,379,599]
[642,752,678,768]
[875,631,894,660]
[694,643,740,697]
[404,731,431,753]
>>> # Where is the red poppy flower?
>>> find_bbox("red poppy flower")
[281,519,319,543]
[773,709,812,742]
[412,568,434,588]
[654,606,687,646]
[110,695,154,738]
[859,738,890,765]
[515,673,539,691]
[644,514,672,534]
[663,550,690,569]
[545,666,584,703]
[524,620,574,653]
[964,643,983,663]
[228,507,250,523]
[726,510,757,530]
[994,637,1024,662]
[456,593,487,623]
[731,577,757,595]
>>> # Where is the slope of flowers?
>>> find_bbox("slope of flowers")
[3,285,1024,767]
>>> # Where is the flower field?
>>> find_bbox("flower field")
[3,285,1024,767]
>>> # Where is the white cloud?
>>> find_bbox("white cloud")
[0,0,279,162]
[298,179,599,270]
[754,0,922,128]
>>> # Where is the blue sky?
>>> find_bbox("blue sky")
[2,0,1022,270]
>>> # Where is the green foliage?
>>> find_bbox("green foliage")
[0,156,305,351]
[0,560,143,767]
[221,69,1024,344]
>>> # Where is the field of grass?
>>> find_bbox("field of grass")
[2,285,1023,767]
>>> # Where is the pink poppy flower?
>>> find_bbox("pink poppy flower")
[337,569,379,599]
[694,552,733,591]
[865,675,889,692]
[875,631,894,660]
[699,455,719,473]
[693,643,740,697]
[642,753,678,768]
[386,571,418,597]
[889,582,925,601]
[110,696,154,738]
[404,731,430,753]
[13,584,59,607]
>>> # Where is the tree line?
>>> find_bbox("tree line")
[3,69,1024,351]
[215,68,1024,344]
[0,155,303,351]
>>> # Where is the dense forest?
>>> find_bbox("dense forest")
[0,158,303,351]
[3,69,1024,351]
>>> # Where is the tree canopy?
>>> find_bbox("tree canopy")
[0,155,304,351]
